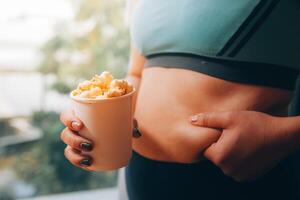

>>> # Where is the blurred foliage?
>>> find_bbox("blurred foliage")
[0,188,15,200]
[0,121,16,137]
[13,111,117,196]
[39,0,130,94]
[50,80,73,94]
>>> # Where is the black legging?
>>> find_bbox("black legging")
[125,151,298,200]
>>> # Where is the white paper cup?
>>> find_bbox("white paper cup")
[70,89,135,171]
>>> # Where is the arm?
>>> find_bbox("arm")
[125,46,146,112]
[189,111,300,181]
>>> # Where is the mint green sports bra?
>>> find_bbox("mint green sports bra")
[132,0,261,56]
[131,0,300,70]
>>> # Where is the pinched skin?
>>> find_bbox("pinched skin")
[133,67,292,163]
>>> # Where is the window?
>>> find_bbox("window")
[0,0,129,199]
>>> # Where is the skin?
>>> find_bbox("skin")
[190,111,300,181]
[60,46,300,181]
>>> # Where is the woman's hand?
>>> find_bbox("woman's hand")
[60,109,94,170]
[189,111,295,182]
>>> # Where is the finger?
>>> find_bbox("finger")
[189,111,233,129]
[132,118,142,138]
[203,143,220,164]
[203,138,230,167]
[61,128,93,151]
[60,109,83,131]
[64,146,93,168]
[133,127,142,138]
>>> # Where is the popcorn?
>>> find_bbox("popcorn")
[126,84,133,93]
[71,89,82,96]
[79,87,102,99]
[71,71,134,99]
[78,80,93,90]
[110,79,133,94]
[105,87,125,98]
[99,71,113,85]
[90,71,113,88]
[79,91,91,98]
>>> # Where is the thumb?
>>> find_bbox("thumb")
[189,112,232,129]
[203,142,221,164]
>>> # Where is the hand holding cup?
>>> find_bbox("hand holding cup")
[60,71,135,171]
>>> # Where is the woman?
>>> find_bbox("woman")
[60,0,300,199]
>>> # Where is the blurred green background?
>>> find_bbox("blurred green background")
[0,0,129,199]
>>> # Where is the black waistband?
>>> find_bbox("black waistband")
[145,54,299,91]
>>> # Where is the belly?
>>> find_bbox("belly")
[133,67,292,163]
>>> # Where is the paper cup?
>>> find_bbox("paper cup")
[70,89,135,171]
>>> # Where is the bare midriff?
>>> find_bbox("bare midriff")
[133,67,293,163]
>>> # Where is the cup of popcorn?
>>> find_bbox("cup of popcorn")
[70,71,135,171]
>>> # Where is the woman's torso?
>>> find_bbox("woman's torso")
[130,0,297,162]
[125,0,300,199]
[133,66,293,162]
[127,65,296,200]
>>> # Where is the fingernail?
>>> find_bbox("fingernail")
[71,121,81,130]
[133,127,142,138]
[80,158,92,166]
[81,142,93,151]
[190,115,198,122]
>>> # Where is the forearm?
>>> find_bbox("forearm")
[125,74,141,112]
[125,46,145,111]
